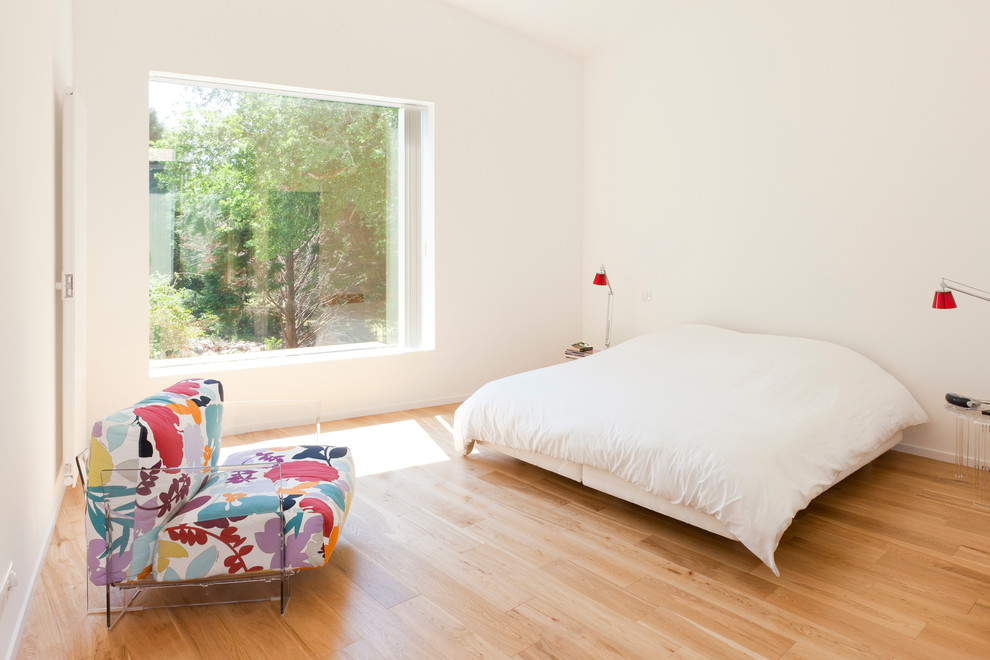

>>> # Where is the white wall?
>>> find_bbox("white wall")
[0,0,69,654]
[74,0,583,421]
[584,1,990,459]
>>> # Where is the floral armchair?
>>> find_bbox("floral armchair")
[82,378,354,627]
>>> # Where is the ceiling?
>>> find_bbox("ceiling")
[437,0,661,55]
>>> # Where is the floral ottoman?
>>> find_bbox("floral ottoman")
[156,445,354,580]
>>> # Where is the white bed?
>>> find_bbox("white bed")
[453,324,928,575]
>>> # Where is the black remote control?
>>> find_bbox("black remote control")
[947,393,974,408]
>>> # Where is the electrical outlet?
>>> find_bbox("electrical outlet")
[62,462,75,486]
[641,290,653,302]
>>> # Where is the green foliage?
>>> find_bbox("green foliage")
[175,270,249,339]
[149,275,203,359]
[151,84,397,351]
[149,109,165,142]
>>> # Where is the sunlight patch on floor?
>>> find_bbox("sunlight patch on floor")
[433,414,455,435]
[220,419,450,477]
[333,420,450,476]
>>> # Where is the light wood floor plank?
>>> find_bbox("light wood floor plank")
[637,533,779,599]
[15,402,990,658]
[335,638,387,660]
[323,540,419,609]
[630,570,885,660]
[628,575,794,658]
[389,595,510,660]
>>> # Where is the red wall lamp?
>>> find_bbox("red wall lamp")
[933,278,990,309]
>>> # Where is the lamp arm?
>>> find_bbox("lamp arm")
[600,265,613,295]
[942,278,990,304]
[596,264,614,348]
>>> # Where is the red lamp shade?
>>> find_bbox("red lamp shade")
[933,290,957,309]
[593,271,608,286]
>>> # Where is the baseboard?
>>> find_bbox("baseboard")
[222,395,468,436]
[892,442,955,463]
[6,478,66,660]
[321,394,467,423]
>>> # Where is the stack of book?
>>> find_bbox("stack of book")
[564,342,594,358]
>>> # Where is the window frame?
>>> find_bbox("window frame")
[147,72,434,376]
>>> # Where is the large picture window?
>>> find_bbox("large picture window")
[149,75,432,366]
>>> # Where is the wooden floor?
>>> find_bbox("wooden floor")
[15,403,990,658]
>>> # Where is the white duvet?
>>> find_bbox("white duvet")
[453,324,928,574]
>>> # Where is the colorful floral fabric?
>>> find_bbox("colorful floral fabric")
[85,379,224,586]
[155,445,354,580]
[85,380,355,587]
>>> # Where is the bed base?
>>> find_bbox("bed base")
[475,430,903,543]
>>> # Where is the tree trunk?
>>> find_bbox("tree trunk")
[283,250,299,348]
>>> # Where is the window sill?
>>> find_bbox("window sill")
[149,341,427,379]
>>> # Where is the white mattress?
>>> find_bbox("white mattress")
[454,325,928,575]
